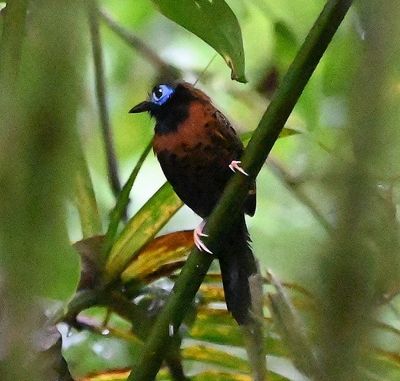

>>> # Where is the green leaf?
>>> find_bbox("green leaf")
[192,372,252,381]
[194,372,287,381]
[193,372,289,381]
[241,126,301,146]
[74,149,102,239]
[105,182,183,280]
[78,369,131,380]
[182,345,250,373]
[121,230,193,283]
[78,369,252,381]
[199,284,226,303]
[152,0,246,82]
[78,369,287,381]
[364,352,400,380]
[190,308,287,357]
[274,21,299,70]
[268,272,322,379]
[103,141,152,258]
[190,309,245,347]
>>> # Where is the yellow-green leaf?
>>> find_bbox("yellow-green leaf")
[192,372,252,381]
[78,369,252,381]
[182,345,250,373]
[199,283,226,303]
[241,126,301,146]
[105,182,183,280]
[190,308,287,357]
[121,230,193,283]
[78,369,171,381]
[74,153,102,239]
[103,141,152,257]
[192,372,287,381]
[78,369,131,381]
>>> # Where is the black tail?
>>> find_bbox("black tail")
[218,214,257,325]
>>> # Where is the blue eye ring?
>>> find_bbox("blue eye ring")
[151,84,175,106]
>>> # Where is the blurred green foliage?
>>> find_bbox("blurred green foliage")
[1,0,400,380]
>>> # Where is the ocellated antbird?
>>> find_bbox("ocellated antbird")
[130,82,257,324]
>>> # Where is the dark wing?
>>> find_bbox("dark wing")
[213,110,257,216]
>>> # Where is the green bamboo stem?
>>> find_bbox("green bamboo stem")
[317,3,400,380]
[88,0,122,198]
[129,1,352,380]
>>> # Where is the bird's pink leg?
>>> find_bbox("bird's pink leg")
[194,219,213,254]
[229,160,249,176]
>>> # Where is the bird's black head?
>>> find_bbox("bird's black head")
[129,83,176,115]
[129,82,199,134]
[129,83,177,116]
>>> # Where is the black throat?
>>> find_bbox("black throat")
[151,85,196,135]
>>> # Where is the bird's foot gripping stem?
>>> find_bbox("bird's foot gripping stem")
[194,220,213,254]
[229,160,248,176]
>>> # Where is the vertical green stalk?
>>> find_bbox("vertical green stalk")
[87,0,122,198]
[243,273,267,380]
[128,1,352,380]
[0,3,30,379]
[0,1,85,379]
[317,2,400,380]
[103,141,152,259]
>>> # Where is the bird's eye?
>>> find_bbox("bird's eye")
[153,86,163,100]
[151,84,175,105]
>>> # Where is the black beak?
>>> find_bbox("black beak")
[129,100,152,113]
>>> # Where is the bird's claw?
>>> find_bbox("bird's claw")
[194,220,213,254]
[229,160,248,176]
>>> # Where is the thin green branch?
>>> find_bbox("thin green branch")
[52,290,100,325]
[100,291,151,338]
[267,157,333,233]
[98,8,180,80]
[70,317,142,344]
[103,141,153,259]
[55,289,148,333]
[88,0,122,198]
[128,1,352,380]
[268,270,324,379]
[243,272,267,381]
